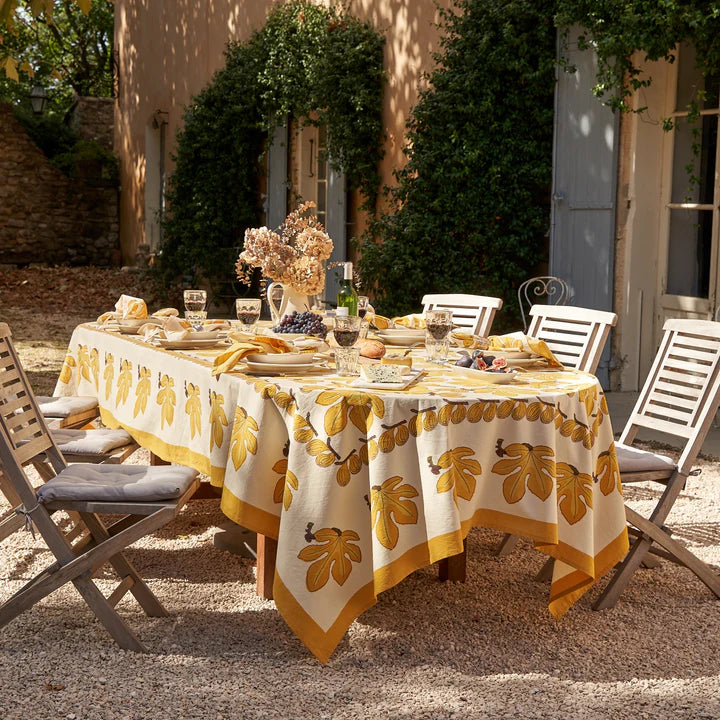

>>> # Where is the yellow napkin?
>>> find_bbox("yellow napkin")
[451,331,489,350]
[138,316,192,341]
[152,307,179,318]
[97,294,148,324]
[393,313,426,329]
[488,332,563,368]
[212,335,293,376]
[367,313,391,329]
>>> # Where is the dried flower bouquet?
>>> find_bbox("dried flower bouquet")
[236,201,333,296]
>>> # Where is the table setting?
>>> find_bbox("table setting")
[55,289,629,663]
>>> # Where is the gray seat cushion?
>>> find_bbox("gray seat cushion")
[615,443,676,474]
[52,428,134,455]
[37,463,198,503]
[36,396,99,418]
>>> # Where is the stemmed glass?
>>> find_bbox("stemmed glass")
[183,289,207,325]
[425,309,453,363]
[333,315,362,376]
[358,296,370,338]
[236,298,262,333]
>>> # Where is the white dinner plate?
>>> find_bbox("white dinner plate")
[245,352,311,365]
[450,365,518,383]
[158,338,223,350]
[376,330,426,346]
[244,360,326,374]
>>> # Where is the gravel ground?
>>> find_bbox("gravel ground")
[1,269,720,719]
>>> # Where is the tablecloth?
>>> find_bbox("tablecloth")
[56,324,629,662]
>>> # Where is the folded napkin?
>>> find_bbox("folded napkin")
[393,313,426,329]
[488,332,563,368]
[138,316,193,341]
[451,331,489,350]
[153,307,179,318]
[212,334,293,376]
[97,294,148,324]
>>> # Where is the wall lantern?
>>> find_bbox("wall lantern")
[29,83,49,115]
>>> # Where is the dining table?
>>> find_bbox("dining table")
[55,322,629,663]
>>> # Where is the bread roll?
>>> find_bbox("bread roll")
[356,338,386,359]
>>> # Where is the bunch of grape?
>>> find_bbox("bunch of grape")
[273,311,328,338]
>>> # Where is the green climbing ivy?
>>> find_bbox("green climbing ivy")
[554,1,720,114]
[359,0,557,321]
[159,1,384,285]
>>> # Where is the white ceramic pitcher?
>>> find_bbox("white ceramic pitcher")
[266,282,312,325]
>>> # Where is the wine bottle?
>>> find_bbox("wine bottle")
[337,262,359,316]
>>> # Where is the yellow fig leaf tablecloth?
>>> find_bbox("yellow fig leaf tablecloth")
[56,324,629,663]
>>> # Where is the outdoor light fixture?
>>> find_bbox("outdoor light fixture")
[29,83,48,115]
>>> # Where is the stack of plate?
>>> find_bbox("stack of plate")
[375,328,426,347]
[158,331,223,349]
[244,352,326,374]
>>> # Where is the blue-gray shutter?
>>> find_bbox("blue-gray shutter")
[550,27,619,388]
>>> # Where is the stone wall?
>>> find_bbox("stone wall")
[0,102,120,267]
[71,96,114,152]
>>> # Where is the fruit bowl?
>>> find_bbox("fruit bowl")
[450,365,517,383]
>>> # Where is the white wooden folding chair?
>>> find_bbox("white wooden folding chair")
[421,294,503,336]
[495,304,618,557]
[592,318,720,609]
[0,322,200,651]
[517,276,570,331]
[526,304,618,371]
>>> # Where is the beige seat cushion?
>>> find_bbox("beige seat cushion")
[52,428,133,455]
[37,464,198,503]
[615,443,676,475]
[36,396,98,418]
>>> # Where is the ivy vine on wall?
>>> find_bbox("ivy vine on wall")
[554,1,720,115]
[159,1,384,285]
[359,0,557,320]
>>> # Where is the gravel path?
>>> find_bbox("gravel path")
[2,449,720,720]
[1,268,720,719]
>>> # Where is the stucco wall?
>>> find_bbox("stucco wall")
[612,57,671,391]
[0,103,120,267]
[113,0,451,263]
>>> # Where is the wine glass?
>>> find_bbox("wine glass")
[236,298,262,333]
[333,315,362,376]
[425,309,453,363]
[357,296,370,338]
[183,289,207,325]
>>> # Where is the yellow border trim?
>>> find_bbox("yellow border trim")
[219,492,281,539]
[98,407,226,482]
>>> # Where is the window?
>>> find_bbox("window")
[665,44,720,299]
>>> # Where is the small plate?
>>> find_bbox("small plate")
[245,360,325,374]
[245,352,312,365]
[504,357,547,368]
[158,338,223,350]
[350,369,426,390]
[450,365,518,383]
[488,349,533,359]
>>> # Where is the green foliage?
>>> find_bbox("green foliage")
[159,1,385,286]
[359,0,556,322]
[0,0,114,113]
[52,138,119,182]
[11,104,117,184]
[12,104,77,157]
[554,1,720,113]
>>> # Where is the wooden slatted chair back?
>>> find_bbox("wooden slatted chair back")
[0,323,66,509]
[527,304,618,373]
[621,319,720,475]
[421,294,503,336]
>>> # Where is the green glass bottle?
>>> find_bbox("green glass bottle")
[337,261,359,315]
